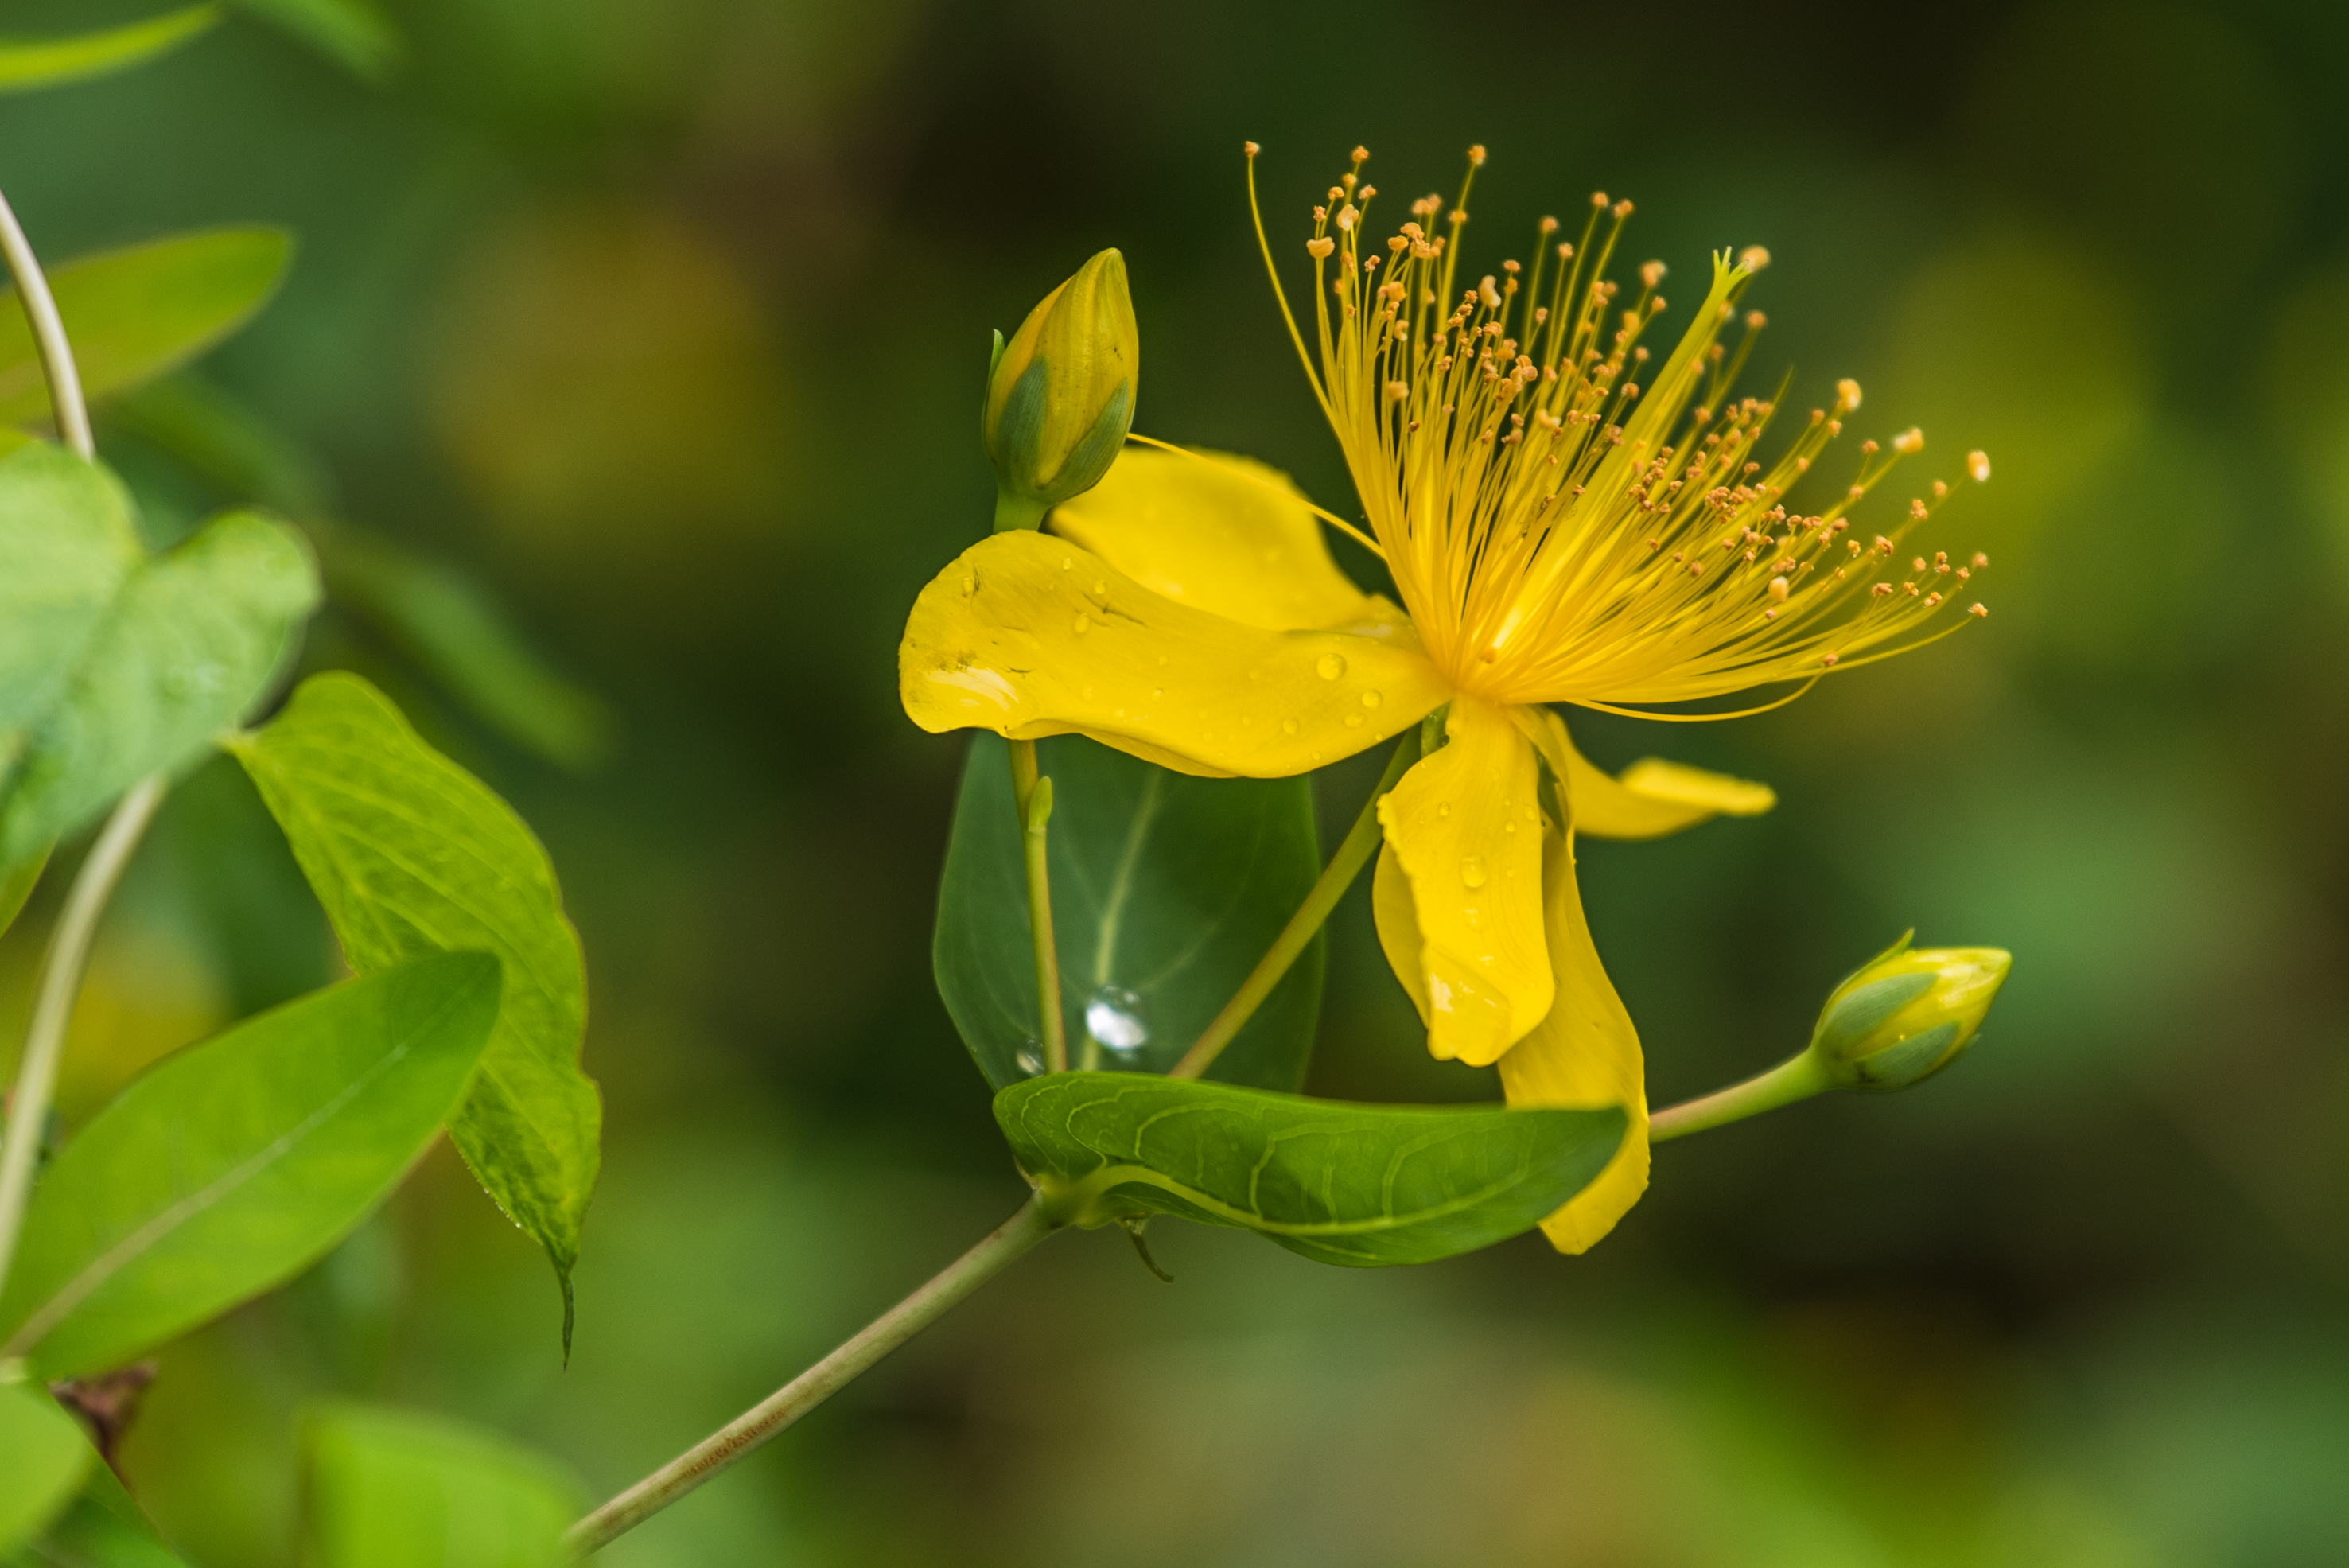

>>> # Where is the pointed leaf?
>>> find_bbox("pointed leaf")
[995,1072,1625,1266]
[0,500,321,867]
[0,1382,91,1554]
[937,734,1324,1091]
[2,1456,192,1567]
[228,674,598,1326]
[0,230,294,428]
[301,1404,581,1568]
[0,952,501,1378]
[0,6,220,96]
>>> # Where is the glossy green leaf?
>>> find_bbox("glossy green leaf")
[0,495,321,869]
[1,1457,191,1568]
[0,6,220,96]
[0,951,500,1378]
[995,1072,1626,1267]
[230,0,399,80]
[0,230,294,429]
[229,674,599,1333]
[301,1404,581,1568]
[0,1382,91,1554]
[937,734,1324,1091]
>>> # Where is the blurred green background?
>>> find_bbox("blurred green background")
[5,0,2349,1561]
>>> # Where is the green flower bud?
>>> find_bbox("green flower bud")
[983,248,1138,531]
[1809,935,2011,1091]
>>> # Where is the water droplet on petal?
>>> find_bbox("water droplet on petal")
[1093,581,1107,594]
[1437,803,1451,818]
[1361,690,1383,709]
[1016,1044,1044,1076]
[1085,986,1150,1053]
[1153,687,1164,698]
[1072,614,1091,635]
[1345,713,1363,727]
[1460,854,1489,889]
[1316,653,1348,680]
[1282,717,1301,735]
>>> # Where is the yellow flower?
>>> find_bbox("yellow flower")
[900,146,1988,1251]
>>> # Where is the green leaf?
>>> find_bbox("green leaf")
[228,673,599,1336]
[0,485,321,868]
[301,1404,581,1568]
[1,1458,192,1568]
[0,951,501,1378]
[0,1382,91,1554]
[994,1072,1626,1267]
[0,6,220,97]
[0,444,143,735]
[0,229,294,429]
[229,0,399,80]
[936,734,1324,1091]
[313,525,613,772]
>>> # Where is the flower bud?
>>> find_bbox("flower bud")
[1809,936,2010,1091]
[983,248,1138,531]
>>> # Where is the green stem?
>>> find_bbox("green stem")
[565,1197,1058,1555]
[1647,1050,1833,1143]
[0,185,93,461]
[992,490,1048,532]
[1017,763,1068,1073]
[1172,732,1419,1080]
[0,776,166,1298]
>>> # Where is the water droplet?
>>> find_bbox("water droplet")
[1316,653,1348,680]
[961,573,975,594]
[1093,580,1107,594]
[1085,986,1149,1052]
[1016,1044,1044,1076]
[1072,613,1091,635]
[1504,821,1517,832]
[1282,717,1301,735]
[1437,803,1451,818]
[1460,855,1489,889]
[1344,713,1363,727]
[1361,690,1383,709]
[1153,687,1164,698]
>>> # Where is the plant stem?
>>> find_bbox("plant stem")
[0,186,93,461]
[0,777,166,1297]
[1172,733,1419,1080]
[1647,1050,1834,1143]
[566,1196,1058,1555]
[1021,773,1068,1072]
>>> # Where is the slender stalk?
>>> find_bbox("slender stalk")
[1647,1050,1833,1143]
[1021,775,1068,1072]
[566,1197,1058,1554]
[0,778,165,1295]
[0,187,93,461]
[1172,733,1419,1080]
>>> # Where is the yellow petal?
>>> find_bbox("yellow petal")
[1516,706,1775,841]
[1050,445,1405,633]
[1374,696,1551,1065]
[900,530,1449,778]
[1495,827,1650,1254]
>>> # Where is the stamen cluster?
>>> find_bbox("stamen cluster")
[1261,144,1989,713]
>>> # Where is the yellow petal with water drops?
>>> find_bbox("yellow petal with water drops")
[1050,445,1406,634]
[900,529,1450,778]
[1515,706,1775,842]
[1374,696,1551,1065]
[1495,827,1650,1254]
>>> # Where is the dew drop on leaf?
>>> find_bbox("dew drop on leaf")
[1084,986,1149,1052]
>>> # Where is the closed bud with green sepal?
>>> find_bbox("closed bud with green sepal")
[1810,934,2011,1091]
[982,249,1138,532]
